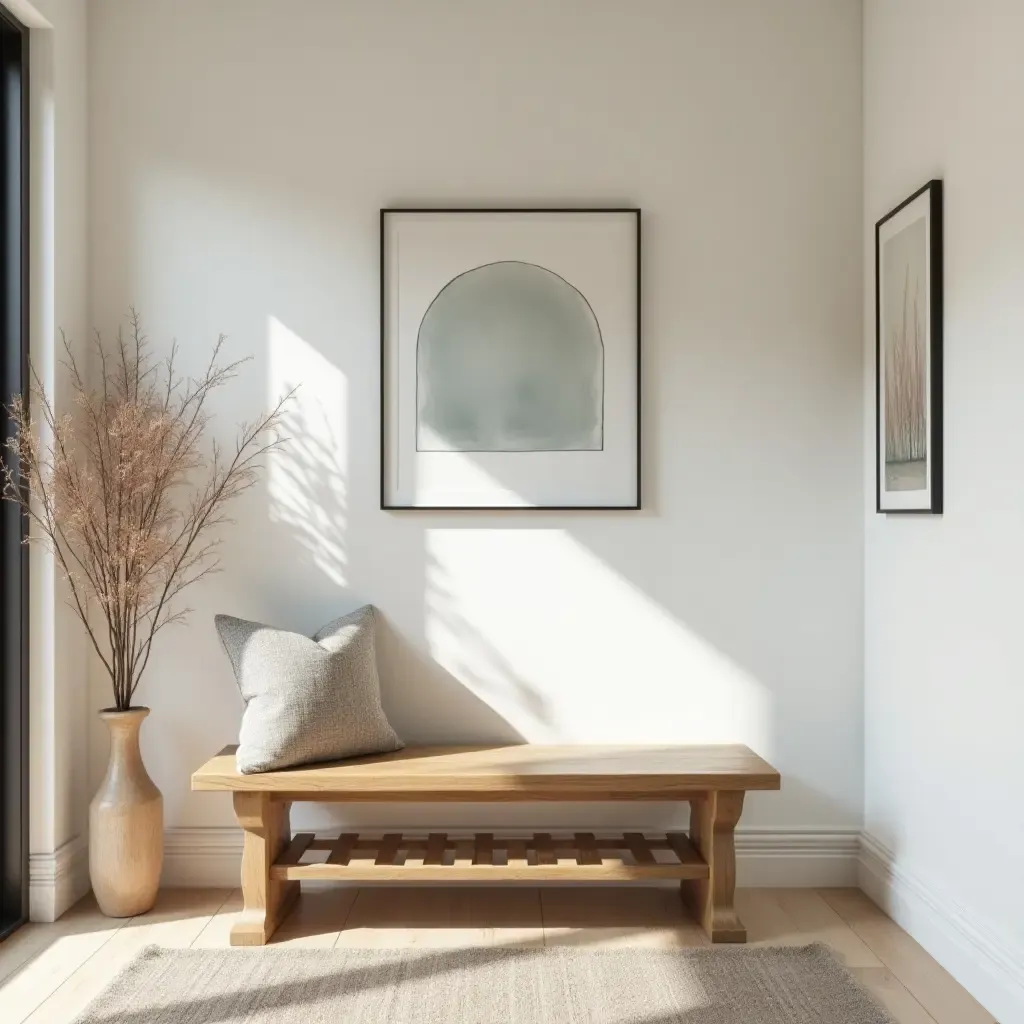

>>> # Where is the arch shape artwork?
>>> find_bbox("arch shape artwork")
[416,261,604,452]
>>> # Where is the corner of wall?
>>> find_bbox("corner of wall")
[859,832,1024,1024]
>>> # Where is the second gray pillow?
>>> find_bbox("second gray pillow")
[215,605,404,774]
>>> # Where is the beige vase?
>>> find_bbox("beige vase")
[89,707,163,917]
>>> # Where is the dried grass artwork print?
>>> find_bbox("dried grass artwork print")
[882,215,927,492]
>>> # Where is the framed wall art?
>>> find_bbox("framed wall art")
[380,208,641,509]
[875,180,943,514]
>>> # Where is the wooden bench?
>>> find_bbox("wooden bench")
[192,743,780,946]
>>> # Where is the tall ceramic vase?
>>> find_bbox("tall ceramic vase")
[89,707,163,917]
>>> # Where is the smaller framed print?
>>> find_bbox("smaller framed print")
[875,180,943,514]
[380,207,641,510]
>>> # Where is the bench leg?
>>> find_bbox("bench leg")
[682,791,746,942]
[231,792,299,946]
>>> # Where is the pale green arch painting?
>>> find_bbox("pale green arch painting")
[416,261,604,452]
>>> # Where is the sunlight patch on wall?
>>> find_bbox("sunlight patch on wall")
[425,529,771,749]
[267,315,348,586]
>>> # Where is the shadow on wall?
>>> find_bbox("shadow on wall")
[265,327,526,747]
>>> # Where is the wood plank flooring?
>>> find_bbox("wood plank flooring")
[0,886,996,1023]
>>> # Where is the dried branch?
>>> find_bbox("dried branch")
[1,310,292,710]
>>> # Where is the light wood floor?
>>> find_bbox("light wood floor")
[0,886,996,1023]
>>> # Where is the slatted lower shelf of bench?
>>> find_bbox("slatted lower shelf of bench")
[271,831,709,882]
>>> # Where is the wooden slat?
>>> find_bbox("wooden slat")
[374,833,403,866]
[574,832,601,866]
[473,833,493,866]
[326,833,358,866]
[424,833,447,865]
[275,832,314,867]
[507,839,528,866]
[623,832,656,865]
[666,832,705,867]
[453,839,474,866]
[534,833,556,865]
[272,861,707,882]
[193,743,782,796]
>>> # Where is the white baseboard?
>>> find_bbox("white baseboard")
[859,831,1024,1024]
[737,828,859,887]
[163,826,859,889]
[163,828,242,888]
[29,833,91,923]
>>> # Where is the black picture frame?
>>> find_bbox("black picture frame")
[875,180,943,515]
[380,207,642,511]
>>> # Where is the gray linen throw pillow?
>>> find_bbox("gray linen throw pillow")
[215,605,404,774]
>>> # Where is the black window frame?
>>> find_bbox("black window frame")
[0,3,29,942]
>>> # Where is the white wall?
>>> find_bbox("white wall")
[863,2,1024,1019]
[87,0,863,857]
[4,0,91,921]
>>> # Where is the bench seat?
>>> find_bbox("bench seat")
[192,743,780,946]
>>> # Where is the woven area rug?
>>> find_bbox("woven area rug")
[74,943,894,1024]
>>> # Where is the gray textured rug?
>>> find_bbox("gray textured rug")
[74,943,894,1023]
